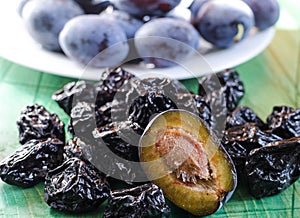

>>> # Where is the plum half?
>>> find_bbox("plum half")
[139,109,237,216]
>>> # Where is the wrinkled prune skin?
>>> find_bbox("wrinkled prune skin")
[68,102,97,139]
[198,69,245,113]
[95,67,136,107]
[193,95,215,128]
[0,138,64,188]
[52,80,96,115]
[16,104,65,144]
[44,157,110,213]
[91,121,146,182]
[128,78,195,129]
[245,137,300,198]
[267,106,300,139]
[103,183,170,218]
[64,137,93,162]
[226,106,266,129]
[223,123,282,174]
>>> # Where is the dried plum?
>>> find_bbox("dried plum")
[198,69,245,113]
[267,106,300,138]
[193,95,215,128]
[16,104,65,144]
[226,106,266,129]
[68,101,97,139]
[128,78,195,129]
[103,183,170,218]
[64,137,93,162]
[222,123,282,174]
[91,121,147,182]
[44,157,110,213]
[0,138,64,188]
[245,137,300,198]
[52,80,96,115]
[139,110,237,216]
[95,67,136,107]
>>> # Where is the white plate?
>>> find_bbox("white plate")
[0,0,275,80]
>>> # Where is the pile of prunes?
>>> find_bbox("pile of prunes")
[0,67,299,216]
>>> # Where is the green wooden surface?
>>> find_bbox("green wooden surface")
[0,0,300,217]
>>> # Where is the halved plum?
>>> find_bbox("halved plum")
[139,109,237,216]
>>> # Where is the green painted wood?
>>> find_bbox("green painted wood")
[0,0,299,216]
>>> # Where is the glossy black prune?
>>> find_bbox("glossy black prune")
[193,95,215,128]
[226,106,266,129]
[245,137,300,198]
[16,104,65,144]
[95,67,136,107]
[128,78,195,129]
[103,183,170,218]
[44,157,110,213]
[91,121,146,182]
[198,69,245,113]
[64,137,93,162]
[0,138,64,188]
[52,80,96,115]
[222,123,282,174]
[267,106,300,138]
[68,101,97,139]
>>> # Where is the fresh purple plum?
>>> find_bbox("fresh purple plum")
[134,17,200,68]
[110,0,181,17]
[99,10,143,39]
[189,0,208,21]
[73,0,112,14]
[195,0,255,48]
[242,0,280,30]
[22,0,84,51]
[59,15,129,68]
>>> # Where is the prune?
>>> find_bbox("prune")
[199,69,245,113]
[139,110,237,216]
[0,138,64,188]
[242,0,280,30]
[95,67,136,107]
[91,121,146,182]
[103,183,170,218]
[99,10,143,39]
[245,137,300,198]
[194,0,254,47]
[44,157,110,213]
[111,0,181,17]
[128,78,195,129]
[69,101,97,139]
[52,80,96,115]
[193,95,215,128]
[16,104,65,144]
[64,137,93,162]
[59,15,129,68]
[266,106,300,139]
[226,106,266,129]
[223,123,282,174]
[22,0,84,51]
[74,0,112,14]
[135,18,200,68]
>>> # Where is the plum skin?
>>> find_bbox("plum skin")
[195,0,255,48]
[242,0,280,30]
[134,17,200,68]
[111,0,181,17]
[22,0,84,51]
[59,15,129,68]
[99,10,143,39]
